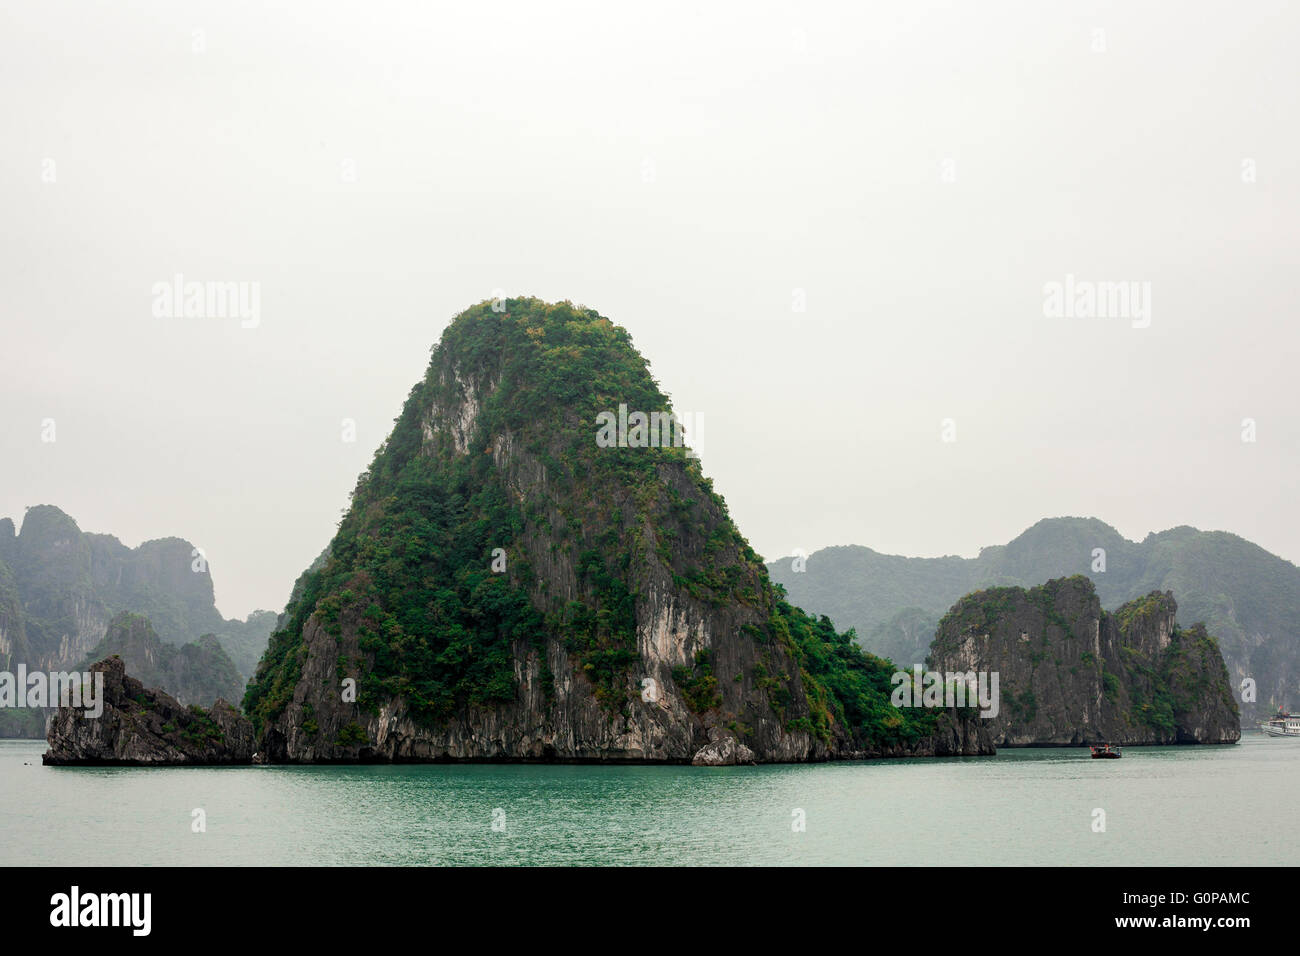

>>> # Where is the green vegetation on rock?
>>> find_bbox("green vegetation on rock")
[769,516,1300,719]
[244,298,945,755]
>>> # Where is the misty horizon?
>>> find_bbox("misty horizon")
[2,499,1292,622]
[4,1,1296,618]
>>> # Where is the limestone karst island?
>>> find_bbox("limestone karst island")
[39,300,1239,767]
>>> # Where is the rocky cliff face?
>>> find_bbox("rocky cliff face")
[0,559,42,737]
[43,656,254,765]
[768,516,1300,722]
[0,559,32,671]
[0,505,275,680]
[259,614,989,764]
[82,612,245,708]
[246,299,993,764]
[927,575,1239,745]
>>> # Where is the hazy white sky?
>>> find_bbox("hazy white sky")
[2,0,1297,618]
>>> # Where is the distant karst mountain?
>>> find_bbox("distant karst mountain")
[239,298,991,764]
[767,517,1299,721]
[82,612,245,709]
[0,504,275,735]
[928,576,1239,746]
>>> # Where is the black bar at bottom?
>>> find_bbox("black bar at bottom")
[9,866,1271,942]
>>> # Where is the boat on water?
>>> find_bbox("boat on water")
[1090,743,1122,759]
[1261,709,1300,737]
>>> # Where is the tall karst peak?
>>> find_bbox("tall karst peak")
[245,298,991,764]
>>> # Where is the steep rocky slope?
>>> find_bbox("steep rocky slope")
[81,612,245,708]
[0,505,274,678]
[768,516,1299,721]
[927,575,1239,745]
[43,656,254,766]
[244,299,991,764]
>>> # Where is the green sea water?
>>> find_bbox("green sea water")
[2,735,1294,866]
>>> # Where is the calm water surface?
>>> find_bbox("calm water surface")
[2,735,1293,865]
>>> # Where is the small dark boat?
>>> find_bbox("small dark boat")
[1090,743,1122,759]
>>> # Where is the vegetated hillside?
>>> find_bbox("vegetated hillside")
[769,517,1298,720]
[928,576,1239,745]
[245,298,990,764]
[82,612,245,708]
[0,506,275,736]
